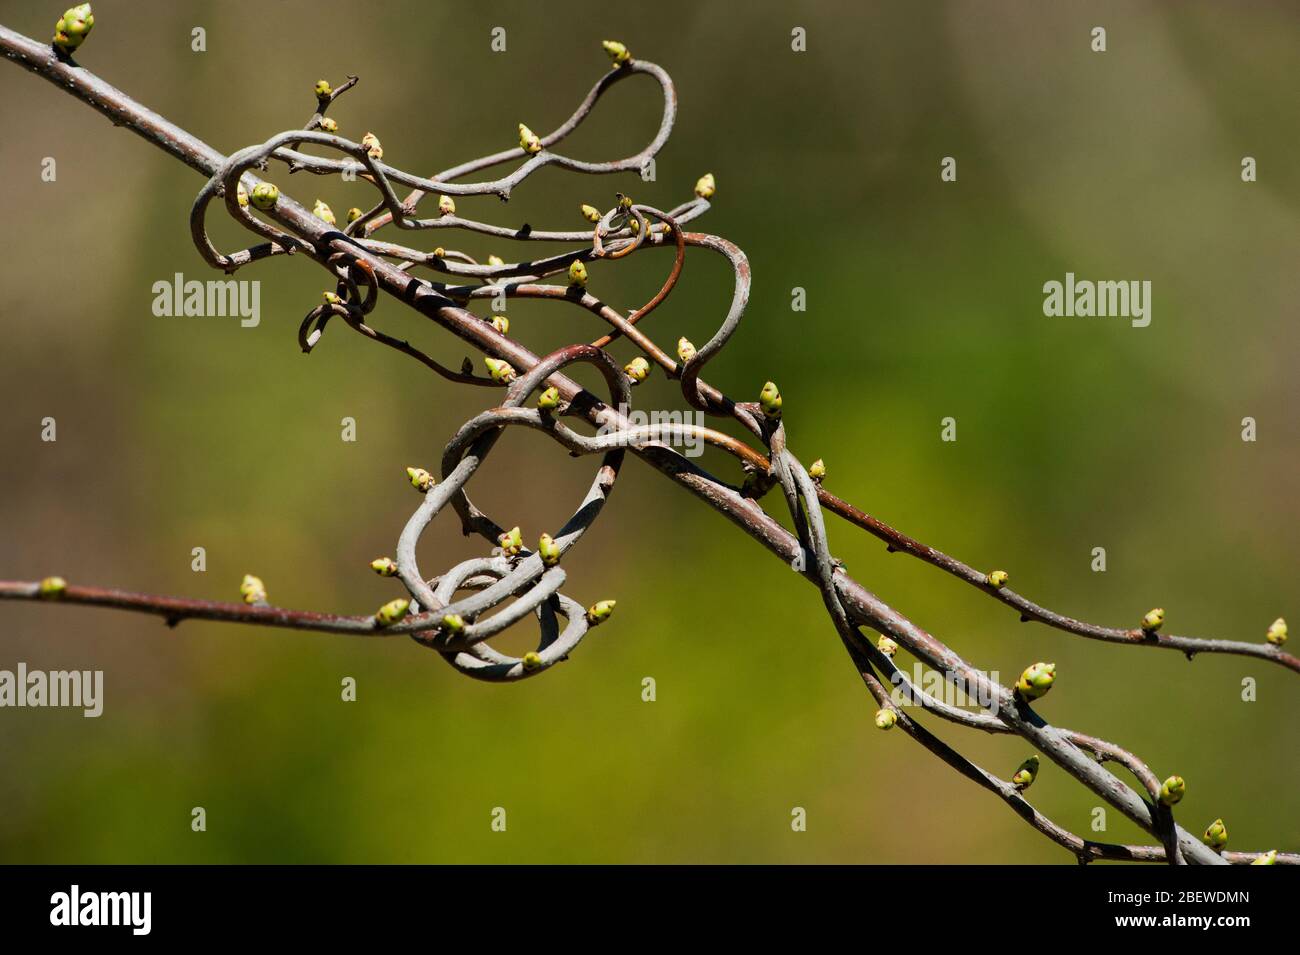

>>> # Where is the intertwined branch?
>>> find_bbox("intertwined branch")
[1,10,1294,864]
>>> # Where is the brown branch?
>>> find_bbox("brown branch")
[0,17,1292,865]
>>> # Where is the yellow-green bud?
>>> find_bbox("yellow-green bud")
[625,356,650,383]
[406,466,435,492]
[1015,661,1056,701]
[568,259,588,287]
[490,315,509,335]
[346,207,363,224]
[759,381,782,419]
[370,557,398,577]
[319,116,338,133]
[361,131,383,160]
[53,4,94,52]
[249,182,279,211]
[434,248,446,259]
[538,533,561,567]
[580,203,602,223]
[1158,775,1186,806]
[314,79,332,101]
[1251,849,1278,865]
[487,254,505,268]
[484,357,516,384]
[498,525,523,557]
[809,458,826,481]
[874,708,897,730]
[438,194,456,216]
[236,183,249,208]
[312,199,336,225]
[38,576,67,598]
[1202,818,1228,851]
[695,172,716,200]
[518,123,541,154]
[375,598,410,627]
[617,193,633,212]
[1266,617,1288,647]
[538,386,561,412]
[987,570,1009,589]
[876,635,898,657]
[586,599,616,626]
[441,613,465,636]
[677,337,697,363]
[522,650,543,671]
[322,291,342,306]
[239,574,267,605]
[1012,755,1040,791]
[601,40,631,65]
[1141,607,1165,632]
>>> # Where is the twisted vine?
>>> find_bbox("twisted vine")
[0,12,1294,864]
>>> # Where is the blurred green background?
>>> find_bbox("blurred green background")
[0,0,1296,863]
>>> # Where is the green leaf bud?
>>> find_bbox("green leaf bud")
[1012,755,1040,791]
[484,357,517,383]
[374,597,410,627]
[1015,661,1056,701]
[1202,818,1228,851]
[518,123,541,154]
[537,386,561,412]
[586,599,616,626]
[498,525,523,557]
[601,40,631,65]
[406,466,435,492]
[249,182,279,211]
[38,576,67,599]
[239,574,267,605]
[624,356,650,383]
[1158,775,1186,806]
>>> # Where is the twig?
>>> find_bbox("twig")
[0,16,1292,864]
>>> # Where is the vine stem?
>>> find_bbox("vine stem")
[1,21,1291,865]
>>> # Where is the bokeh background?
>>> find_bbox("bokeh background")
[0,0,1296,863]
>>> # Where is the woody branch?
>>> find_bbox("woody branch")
[0,8,1293,865]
